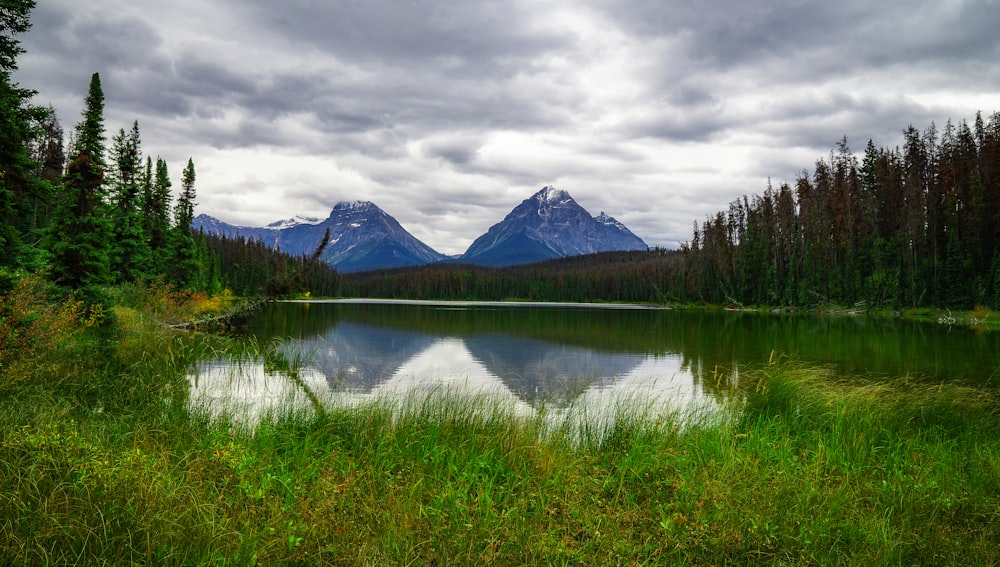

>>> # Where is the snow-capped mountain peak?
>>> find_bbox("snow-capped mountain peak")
[460,186,647,267]
[333,200,377,212]
[537,185,571,205]
[266,215,324,229]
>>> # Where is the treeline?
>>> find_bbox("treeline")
[341,250,682,303]
[344,112,1000,310]
[683,114,1000,309]
[0,1,338,302]
[205,232,339,298]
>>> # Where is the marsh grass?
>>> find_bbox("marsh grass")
[1,284,999,564]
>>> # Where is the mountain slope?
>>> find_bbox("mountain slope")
[194,201,447,272]
[460,186,647,267]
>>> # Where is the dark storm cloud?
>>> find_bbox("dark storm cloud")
[245,0,565,71]
[595,0,998,70]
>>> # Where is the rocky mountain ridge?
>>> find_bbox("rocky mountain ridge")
[194,186,647,272]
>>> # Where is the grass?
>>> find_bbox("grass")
[1,280,999,564]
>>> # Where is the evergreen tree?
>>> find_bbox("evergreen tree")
[72,73,105,168]
[108,120,150,281]
[0,0,47,268]
[20,109,63,242]
[168,158,198,287]
[145,157,173,274]
[175,158,196,229]
[44,73,112,290]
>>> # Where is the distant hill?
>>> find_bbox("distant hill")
[459,186,647,267]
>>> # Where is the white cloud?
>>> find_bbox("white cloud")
[15,0,1000,256]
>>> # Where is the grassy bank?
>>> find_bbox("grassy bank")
[1,281,999,564]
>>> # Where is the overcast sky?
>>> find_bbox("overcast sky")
[14,0,1000,255]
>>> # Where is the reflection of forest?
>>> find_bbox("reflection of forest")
[244,302,1000,402]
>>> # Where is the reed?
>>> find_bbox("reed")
[1,285,998,564]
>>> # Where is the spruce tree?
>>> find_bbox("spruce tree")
[175,158,196,229]
[146,157,173,274]
[108,120,151,281]
[169,158,198,288]
[0,0,46,268]
[45,73,112,290]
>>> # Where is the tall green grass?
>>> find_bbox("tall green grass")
[4,368,998,565]
[1,281,998,564]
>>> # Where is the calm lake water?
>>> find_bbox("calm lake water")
[188,300,1000,425]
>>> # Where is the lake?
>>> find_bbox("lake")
[188,300,999,426]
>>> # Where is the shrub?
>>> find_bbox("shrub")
[0,272,86,389]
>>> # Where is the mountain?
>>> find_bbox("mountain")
[191,214,276,245]
[193,201,447,272]
[194,187,647,272]
[265,215,323,230]
[459,186,647,267]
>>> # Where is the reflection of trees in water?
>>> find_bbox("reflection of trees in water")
[247,302,1000,404]
[247,302,680,353]
[665,310,1000,387]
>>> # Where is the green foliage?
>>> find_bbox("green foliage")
[1,323,998,565]
[108,121,152,282]
[175,157,196,230]
[45,152,113,290]
[0,0,47,269]
[205,233,340,298]
[44,74,114,292]
[683,112,1000,309]
[71,73,105,166]
[166,158,199,289]
[146,157,173,274]
[342,249,681,303]
[0,271,85,389]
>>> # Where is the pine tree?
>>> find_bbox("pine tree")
[175,158,196,229]
[108,120,150,281]
[0,0,47,268]
[44,73,112,290]
[168,158,198,287]
[21,109,63,236]
[145,157,173,274]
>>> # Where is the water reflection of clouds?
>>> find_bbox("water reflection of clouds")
[189,361,332,424]
[188,338,723,430]
[554,355,724,430]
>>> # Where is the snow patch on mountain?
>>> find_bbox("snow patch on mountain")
[266,215,324,229]
[194,202,447,272]
[538,185,571,205]
[460,186,647,267]
[333,200,376,212]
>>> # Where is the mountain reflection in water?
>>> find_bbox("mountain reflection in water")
[189,298,1000,427]
[188,304,726,427]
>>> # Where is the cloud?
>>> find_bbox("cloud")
[14,0,1000,256]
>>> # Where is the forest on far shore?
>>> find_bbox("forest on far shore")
[345,113,1000,310]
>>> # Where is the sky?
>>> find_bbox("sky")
[13,0,1000,255]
